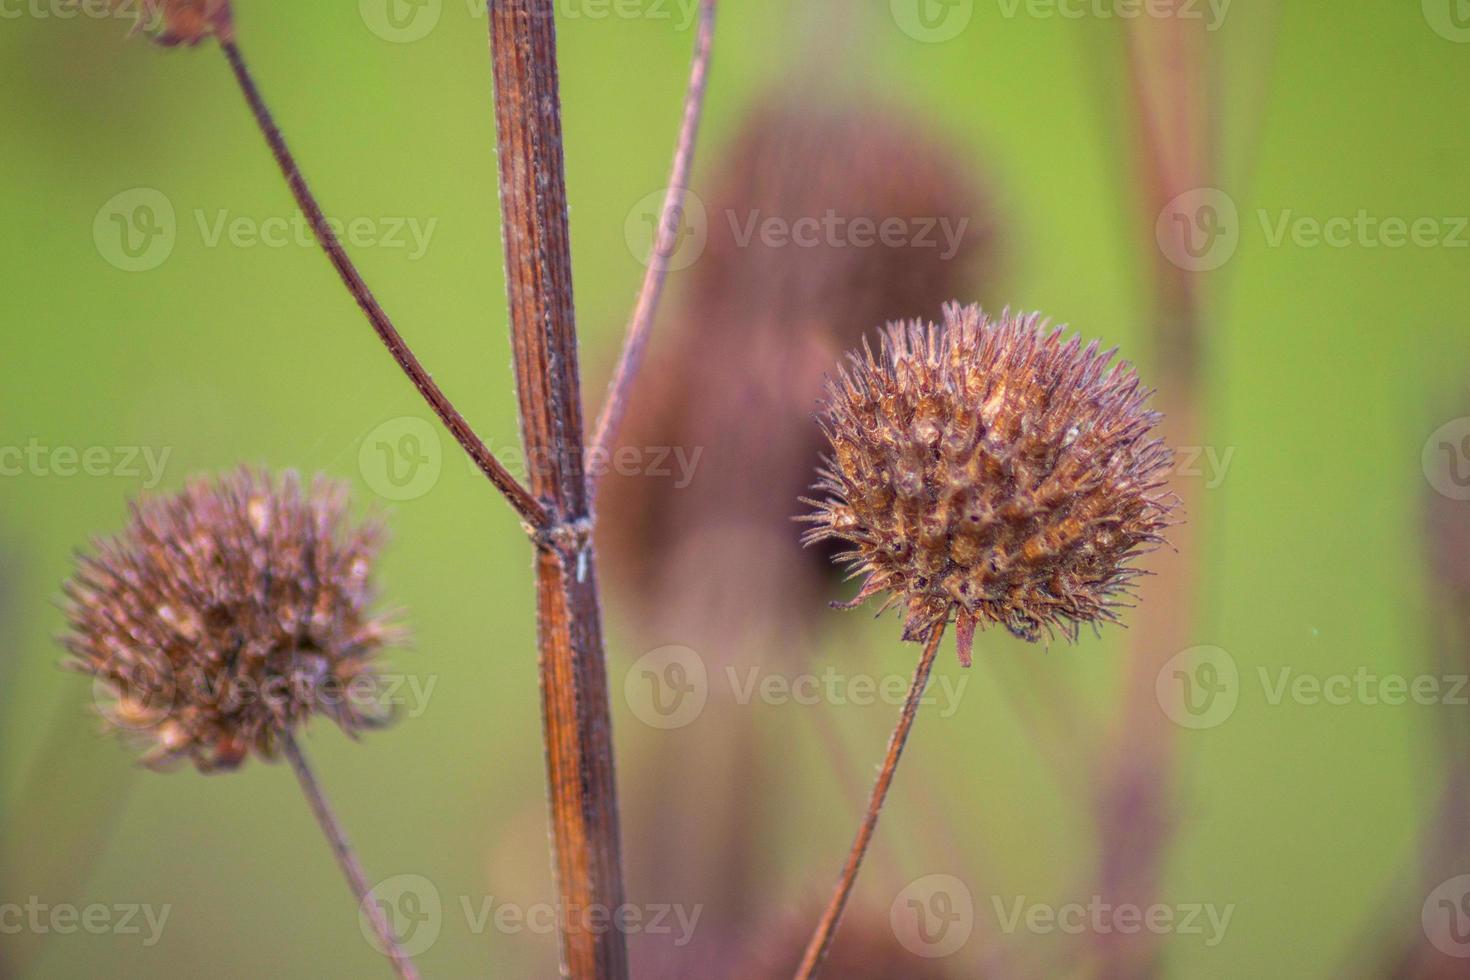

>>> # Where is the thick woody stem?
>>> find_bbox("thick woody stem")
[486,3,628,978]
[794,624,948,980]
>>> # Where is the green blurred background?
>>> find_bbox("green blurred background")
[2,0,1468,977]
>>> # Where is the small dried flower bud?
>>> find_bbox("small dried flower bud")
[119,0,234,47]
[62,468,403,772]
[802,303,1175,664]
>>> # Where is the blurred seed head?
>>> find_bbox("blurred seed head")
[118,0,234,47]
[599,98,994,656]
[802,303,1175,664]
[61,468,403,772]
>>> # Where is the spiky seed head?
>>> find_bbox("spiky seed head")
[62,468,403,772]
[801,303,1175,665]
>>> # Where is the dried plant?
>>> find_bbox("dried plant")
[802,303,1175,664]
[597,97,992,952]
[60,2,718,978]
[116,0,233,46]
[44,3,1213,979]
[62,468,400,772]
[795,304,1174,977]
[599,97,992,642]
[60,467,417,977]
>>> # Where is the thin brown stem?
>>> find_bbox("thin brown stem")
[794,623,948,980]
[486,3,628,978]
[219,39,548,530]
[586,0,717,503]
[280,732,420,980]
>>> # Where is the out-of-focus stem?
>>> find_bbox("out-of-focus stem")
[794,624,947,980]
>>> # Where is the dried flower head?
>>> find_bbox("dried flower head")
[802,303,1174,664]
[119,0,233,47]
[598,97,993,654]
[62,468,402,772]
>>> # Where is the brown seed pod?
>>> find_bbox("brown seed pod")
[598,97,994,652]
[802,303,1175,664]
[61,468,403,772]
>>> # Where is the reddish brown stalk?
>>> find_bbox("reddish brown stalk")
[794,623,947,980]
[1092,12,1215,977]
[485,3,628,978]
[219,40,547,530]
[281,733,419,980]
[587,0,717,503]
